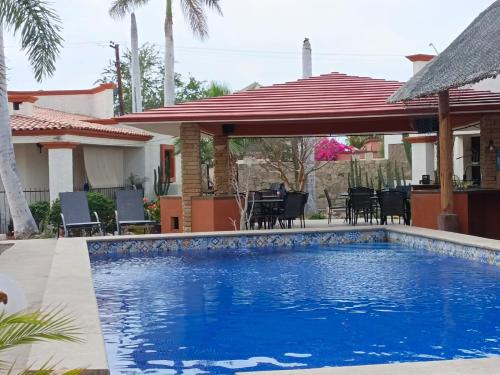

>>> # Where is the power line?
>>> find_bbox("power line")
[4,40,406,58]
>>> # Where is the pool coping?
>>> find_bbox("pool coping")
[12,225,498,374]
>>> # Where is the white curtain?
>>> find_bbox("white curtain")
[83,146,124,188]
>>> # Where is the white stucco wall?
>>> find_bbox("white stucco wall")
[411,142,435,184]
[33,89,114,118]
[48,148,74,202]
[124,147,146,185]
[141,132,181,199]
[13,144,49,190]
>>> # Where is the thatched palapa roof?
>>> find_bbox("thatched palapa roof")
[389,0,500,103]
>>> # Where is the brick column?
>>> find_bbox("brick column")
[480,117,500,188]
[213,134,230,194]
[180,123,202,232]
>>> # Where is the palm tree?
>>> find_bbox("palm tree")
[0,0,63,238]
[0,307,82,374]
[108,2,143,112]
[109,0,222,107]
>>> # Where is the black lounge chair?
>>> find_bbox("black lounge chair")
[59,192,103,237]
[115,189,155,235]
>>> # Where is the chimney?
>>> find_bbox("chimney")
[302,38,312,79]
[406,54,435,75]
[8,95,37,116]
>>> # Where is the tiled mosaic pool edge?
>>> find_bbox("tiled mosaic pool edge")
[87,229,386,255]
[87,227,499,266]
[387,230,500,266]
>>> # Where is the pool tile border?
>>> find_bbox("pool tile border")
[387,230,500,265]
[87,227,500,266]
[87,229,387,256]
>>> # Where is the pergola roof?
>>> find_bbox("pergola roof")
[390,0,500,102]
[120,72,500,136]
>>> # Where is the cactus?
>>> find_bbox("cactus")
[386,161,394,189]
[356,160,362,187]
[394,161,401,187]
[153,161,171,197]
[377,164,384,191]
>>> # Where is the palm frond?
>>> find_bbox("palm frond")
[0,307,82,353]
[109,0,151,19]
[199,0,222,15]
[181,0,222,40]
[0,0,63,82]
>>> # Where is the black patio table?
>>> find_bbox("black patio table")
[249,198,284,229]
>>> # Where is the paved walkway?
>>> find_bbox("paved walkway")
[0,239,58,371]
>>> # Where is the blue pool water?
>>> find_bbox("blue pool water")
[90,243,500,374]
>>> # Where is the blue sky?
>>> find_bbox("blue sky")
[4,0,496,91]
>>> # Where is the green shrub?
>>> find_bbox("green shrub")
[29,201,51,226]
[48,192,116,233]
[87,192,116,231]
[308,211,326,220]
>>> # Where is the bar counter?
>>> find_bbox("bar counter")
[412,188,500,239]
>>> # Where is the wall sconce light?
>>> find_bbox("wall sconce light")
[487,139,496,153]
[36,143,43,154]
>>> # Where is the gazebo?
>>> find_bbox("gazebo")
[390,0,500,234]
[120,71,500,234]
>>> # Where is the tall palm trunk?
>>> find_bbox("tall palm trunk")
[164,0,175,106]
[0,28,37,238]
[130,13,142,112]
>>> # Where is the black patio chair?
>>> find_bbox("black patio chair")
[324,189,346,224]
[298,191,309,228]
[59,192,103,237]
[395,185,411,199]
[349,187,376,226]
[378,190,409,225]
[278,192,304,229]
[246,191,265,229]
[115,190,155,235]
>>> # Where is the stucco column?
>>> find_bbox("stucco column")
[453,136,465,180]
[180,124,202,232]
[407,136,437,185]
[213,134,230,194]
[42,142,78,202]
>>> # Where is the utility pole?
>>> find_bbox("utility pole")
[110,41,125,116]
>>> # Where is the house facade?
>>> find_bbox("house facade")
[1,84,181,233]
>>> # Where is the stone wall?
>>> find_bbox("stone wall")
[238,157,411,213]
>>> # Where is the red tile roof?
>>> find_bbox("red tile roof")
[119,72,500,125]
[11,107,153,141]
[8,83,115,97]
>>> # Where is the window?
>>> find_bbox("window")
[13,102,21,111]
[160,144,176,182]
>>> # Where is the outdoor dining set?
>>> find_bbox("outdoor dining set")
[245,185,309,230]
[325,186,411,226]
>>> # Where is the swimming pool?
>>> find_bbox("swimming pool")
[90,242,500,374]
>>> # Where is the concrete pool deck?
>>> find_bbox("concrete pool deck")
[0,224,498,374]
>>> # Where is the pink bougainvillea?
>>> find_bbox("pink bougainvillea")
[315,138,354,161]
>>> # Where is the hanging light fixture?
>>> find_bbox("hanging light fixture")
[487,139,496,153]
